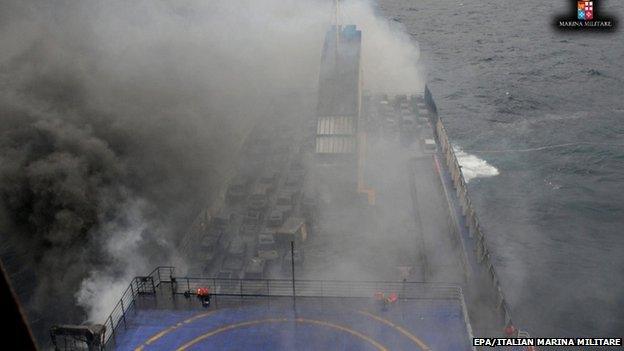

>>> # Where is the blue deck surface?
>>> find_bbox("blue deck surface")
[110,297,472,351]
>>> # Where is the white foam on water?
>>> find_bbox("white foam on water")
[453,146,499,182]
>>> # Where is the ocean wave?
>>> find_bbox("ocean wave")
[453,146,500,182]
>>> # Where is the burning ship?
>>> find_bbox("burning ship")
[42,18,534,351]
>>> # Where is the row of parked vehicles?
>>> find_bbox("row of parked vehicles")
[198,131,316,287]
[373,95,437,151]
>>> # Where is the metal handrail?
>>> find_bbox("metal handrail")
[176,275,458,285]
[425,86,531,338]
[176,276,462,300]
[517,330,531,338]
[101,266,467,348]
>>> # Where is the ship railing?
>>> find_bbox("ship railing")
[100,266,472,348]
[175,276,463,300]
[101,279,134,348]
[517,330,531,338]
[100,266,175,348]
[425,84,530,339]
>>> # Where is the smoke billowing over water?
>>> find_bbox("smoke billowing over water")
[0,0,426,345]
[378,0,624,338]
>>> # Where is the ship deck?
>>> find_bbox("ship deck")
[298,93,466,284]
[95,92,489,351]
[108,282,473,351]
[168,90,469,288]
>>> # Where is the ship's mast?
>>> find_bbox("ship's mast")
[335,0,339,61]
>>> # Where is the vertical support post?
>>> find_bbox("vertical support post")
[120,299,127,329]
[402,279,406,300]
[291,241,296,309]
[108,315,115,342]
[130,281,137,314]
[335,0,340,61]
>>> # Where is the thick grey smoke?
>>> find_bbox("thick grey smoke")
[0,0,320,341]
[0,0,426,345]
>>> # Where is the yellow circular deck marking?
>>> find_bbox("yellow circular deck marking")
[175,317,388,351]
[134,311,217,351]
[357,310,432,351]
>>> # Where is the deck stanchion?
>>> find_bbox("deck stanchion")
[120,299,127,329]
[129,281,137,313]
[291,241,296,309]
[108,315,115,342]
[170,277,176,296]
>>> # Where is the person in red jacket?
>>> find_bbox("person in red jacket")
[504,323,518,337]
[197,287,211,308]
